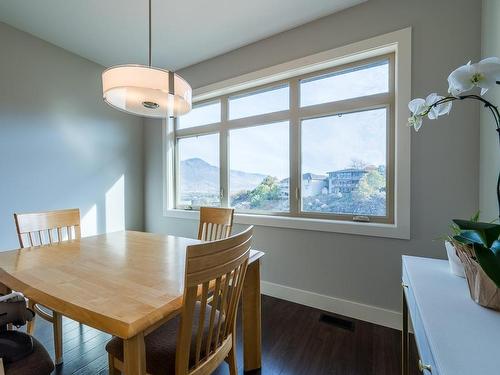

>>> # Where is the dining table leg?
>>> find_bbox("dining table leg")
[123,332,146,375]
[242,258,262,372]
[53,312,63,365]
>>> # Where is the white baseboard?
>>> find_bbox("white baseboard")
[261,281,402,331]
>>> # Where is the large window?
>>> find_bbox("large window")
[173,54,395,224]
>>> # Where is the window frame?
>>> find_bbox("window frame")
[174,54,395,223]
[164,27,411,239]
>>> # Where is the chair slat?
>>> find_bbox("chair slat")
[214,271,231,346]
[176,288,198,374]
[223,266,241,338]
[74,225,81,239]
[205,276,222,358]
[195,282,209,366]
[230,262,248,329]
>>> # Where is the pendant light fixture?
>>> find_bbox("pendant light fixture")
[101,0,192,118]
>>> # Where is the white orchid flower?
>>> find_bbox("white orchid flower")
[408,115,423,131]
[408,97,427,131]
[409,94,452,118]
[408,93,452,131]
[425,93,452,119]
[408,98,426,115]
[448,57,500,95]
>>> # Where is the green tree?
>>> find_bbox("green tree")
[357,170,385,198]
[248,176,280,208]
[231,176,282,209]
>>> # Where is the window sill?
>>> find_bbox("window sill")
[164,209,410,239]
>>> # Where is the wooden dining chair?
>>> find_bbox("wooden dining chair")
[106,226,253,375]
[197,207,234,241]
[13,208,81,365]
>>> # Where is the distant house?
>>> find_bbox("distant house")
[279,173,328,199]
[278,168,371,198]
[327,168,368,194]
[302,173,328,197]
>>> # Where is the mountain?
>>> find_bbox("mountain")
[180,158,267,193]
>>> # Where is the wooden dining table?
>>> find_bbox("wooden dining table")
[0,230,264,375]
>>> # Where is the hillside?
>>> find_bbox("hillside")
[180,158,267,193]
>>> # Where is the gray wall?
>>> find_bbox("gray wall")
[145,0,481,313]
[480,0,500,221]
[0,22,144,250]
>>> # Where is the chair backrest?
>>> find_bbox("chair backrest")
[197,207,234,241]
[14,208,81,248]
[176,226,253,375]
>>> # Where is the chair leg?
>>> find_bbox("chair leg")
[227,332,238,375]
[53,312,63,365]
[108,353,120,375]
[26,300,36,335]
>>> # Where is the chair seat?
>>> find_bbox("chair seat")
[4,336,54,375]
[106,302,223,375]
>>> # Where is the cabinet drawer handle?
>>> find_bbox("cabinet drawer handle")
[418,359,432,372]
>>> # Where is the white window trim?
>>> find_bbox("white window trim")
[163,27,411,240]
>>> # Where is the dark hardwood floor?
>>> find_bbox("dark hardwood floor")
[27,295,419,375]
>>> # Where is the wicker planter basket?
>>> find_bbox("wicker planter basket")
[452,240,500,311]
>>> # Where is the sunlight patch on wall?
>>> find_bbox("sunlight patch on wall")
[106,175,125,233]
[81,204,97,237]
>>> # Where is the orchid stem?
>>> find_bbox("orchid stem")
[497,129,500,219]
[423,94,500,218]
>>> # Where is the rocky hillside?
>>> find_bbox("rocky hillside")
[180,158,266,193]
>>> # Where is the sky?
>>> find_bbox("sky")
[301,60,388,106]
[178,133,219,167]
[301,108,386,175]
[230,121,289,179]
[178,59,388,180]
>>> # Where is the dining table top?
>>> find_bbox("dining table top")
[0,230,264,339]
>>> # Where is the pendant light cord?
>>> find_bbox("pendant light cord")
[148,0,175,97]
[148,0,152,67]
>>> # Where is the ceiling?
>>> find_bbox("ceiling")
[0,0,365,70]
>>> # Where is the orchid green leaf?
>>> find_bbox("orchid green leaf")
[452,220,500,248]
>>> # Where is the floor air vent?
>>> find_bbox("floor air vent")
[319,313,355,332]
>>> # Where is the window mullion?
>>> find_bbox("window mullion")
[220,96,229,208]
[289,79,300,215]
